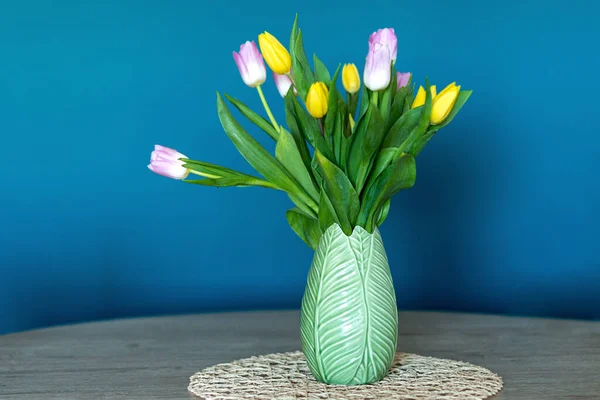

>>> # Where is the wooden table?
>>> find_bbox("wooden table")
[1,311,599,399]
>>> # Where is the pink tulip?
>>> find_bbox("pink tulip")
[273,71,297,97]
[148,145,189,180]
[233,41,266,87]
[363,42,392,91]
[397,72,411,89]
[369,28,397,63]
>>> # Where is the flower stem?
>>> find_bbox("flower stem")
[371,91,379,107]
[189,170,220,179]
[256,85,280,134]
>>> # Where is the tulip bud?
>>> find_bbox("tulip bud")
[342,63,360,94]
[273,72,296,97]
[232,41,266,88]
[148,145,190,180]
[306,82,329,118]
[369,28,398,63]
[411,85,437,108]
[431,83,461,125]
[396,72,411,89]
[258,32,292,75]
[363,43,392,91]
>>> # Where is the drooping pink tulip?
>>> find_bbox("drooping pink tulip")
[397,72,411,89]
[273,71,297,97]
[233,41,267,87]
[363,42,392,91]
[369,28,397,63]
[148,145,190,180]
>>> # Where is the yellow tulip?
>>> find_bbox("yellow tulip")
[431,82,460,125]
[342,63,360,94]
[306,82,329,118]
[430,85,437,99]
[258,32,292,74]
[411,85,436,108]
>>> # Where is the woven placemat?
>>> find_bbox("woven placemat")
[188,351,503,399]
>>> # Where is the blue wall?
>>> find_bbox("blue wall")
[1,0,598,334]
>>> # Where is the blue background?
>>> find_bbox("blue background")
[1,0,598,335]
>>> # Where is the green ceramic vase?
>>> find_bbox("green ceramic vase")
[300,224,398,385]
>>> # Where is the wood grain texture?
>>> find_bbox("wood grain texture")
[1,311,599,399]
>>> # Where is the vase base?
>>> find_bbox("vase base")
[188,351,503,400]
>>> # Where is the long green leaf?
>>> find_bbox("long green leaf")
[364,147,398,187]
[300,224,398,384]
[346,107,386,194]
[386,85,411,132]
[381,106,422,149]
[379,64,396,122]
[318,189,337,233]
[286,192,317,217]
[358,84,370,121]
[284,91,314,173]
[376,198,391,226]
[324,65,342,150]
[291,94,334,160]
[181,159,255,179]
[358,153,416,232]
[292,30,314,100]
[286,207,321,249]
[289,14,299,56]
[276,128,319,201]
[314,150,360,235]
[216,93,313,206]
[313,54,331,86]
[224,94,279,141]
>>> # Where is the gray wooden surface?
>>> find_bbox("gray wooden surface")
[0,311,599,399]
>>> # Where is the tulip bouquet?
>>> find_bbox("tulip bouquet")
[150,16,470,386]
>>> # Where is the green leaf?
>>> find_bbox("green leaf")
[386,85,411,132]
[357,153,416,232]
[363,147,398,187]
[332,111,346,169]
[291,30,315,100]
[183,159,279,189]
[358,84,370,121]
[284,91,314,174]
[382,79,433,156]
[216,93,309,200]
[379,64,395,122]
[289,14,299,55]
[224,94,279,141]
[286,207,321,249]
[318,189,337,233]
[313,54,331,86]
[324,65,342,150]
[290,94,334,160]
[376,198,392,226]
[288,193,318,218]
[300,224,398,385]
[347,91,359,120]
[182,159,252,179]
[314,150,360,235]
[346,107,386,194]
[381,107,422,149]
[276,127,320,201]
